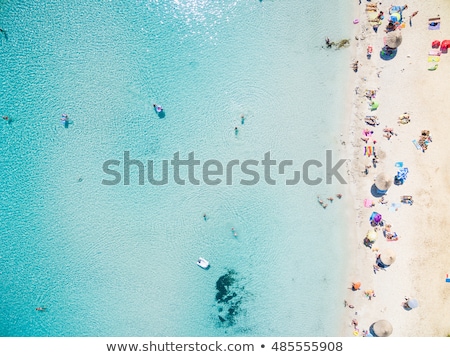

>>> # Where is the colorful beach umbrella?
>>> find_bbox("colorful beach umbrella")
[386,30,402,49]
[390,12,401,23]
[369,212,382,224]
[371,320,393,337]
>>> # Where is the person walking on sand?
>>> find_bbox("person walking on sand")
[409,11,418,26]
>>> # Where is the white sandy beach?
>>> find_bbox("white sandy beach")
[341,0,450,337]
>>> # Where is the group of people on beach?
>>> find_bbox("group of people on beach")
[343,3,426,336]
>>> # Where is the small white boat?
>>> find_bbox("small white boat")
[196,257,210,269]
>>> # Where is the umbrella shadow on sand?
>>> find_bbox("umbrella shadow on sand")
[371,184,386,197]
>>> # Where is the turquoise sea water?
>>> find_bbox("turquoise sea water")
[0,1,353,336]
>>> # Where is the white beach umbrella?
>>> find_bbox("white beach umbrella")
[374,173,393,192]
[386,30,402,49]
[371,320,393,337]
[380,249,396,266]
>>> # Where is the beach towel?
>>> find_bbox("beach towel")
[428,18,440,30]
[396,167,409,181]
[429,49,441,56]
[389,203,401,212]
[412,139,421,150]
[364,199,373,208]
[365,146,373,157]
[428,56,440,62]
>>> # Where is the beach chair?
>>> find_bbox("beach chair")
[428,17,441,30]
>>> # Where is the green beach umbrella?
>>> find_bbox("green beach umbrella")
[370,101,379,110]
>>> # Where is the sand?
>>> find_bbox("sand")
[340,0,450,337]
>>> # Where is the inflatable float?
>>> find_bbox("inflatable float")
[153,104,163,113]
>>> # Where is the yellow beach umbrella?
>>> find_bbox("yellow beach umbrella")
[366,229,378,242]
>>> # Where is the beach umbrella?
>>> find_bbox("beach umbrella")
[390,12,401,23]
[352,282,361,290]
[371,320,393,337]
[374,173,393,192]
[405,298,419,309]
[366,229,378,242]
[369,211,382,224]
[370,101,379,110]
[386,30,402,49]
[380,249,396,266]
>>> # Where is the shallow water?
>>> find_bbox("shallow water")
[0,0,353,336]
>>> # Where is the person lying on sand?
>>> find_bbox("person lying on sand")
[385,22,396,32]
[363,165,372,175]
[398,113,411,124]
[365,116,380,126]
[386,232,399,241]
[365,90,377,99]
[351,61,359,72]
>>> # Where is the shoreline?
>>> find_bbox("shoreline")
[341,0,450,337]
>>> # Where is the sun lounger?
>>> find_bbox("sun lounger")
[428,17,440,30]
[412,139,421,150]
